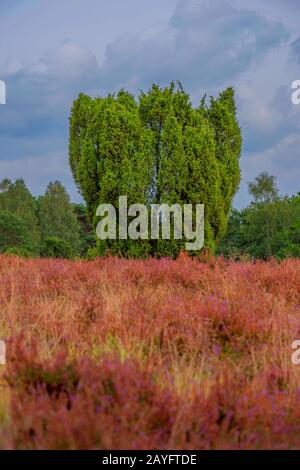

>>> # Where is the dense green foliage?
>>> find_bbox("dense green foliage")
[41,236,74,259]
[0,210,31,253]
[38,181,81,256]
[73,203,95,256]
[0,178,40,253]
[218,173,300,260]
[4,246,31,258]
[69,82,242,257]
[0,178,82,258]
[0,172,299,261]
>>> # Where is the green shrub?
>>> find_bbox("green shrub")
[4,247,31,258]
[86,246,99,260]
[41,236,73,259]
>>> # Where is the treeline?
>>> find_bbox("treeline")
[1,172,299,261]
[218,172,300,260]
[0,178,95,258]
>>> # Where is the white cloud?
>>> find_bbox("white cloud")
[31,40,99,81]
[238,83,281,133]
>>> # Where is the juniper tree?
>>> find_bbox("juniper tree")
[69,82,242,257]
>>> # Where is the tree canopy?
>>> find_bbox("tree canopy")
[218,173,300,260]
[38,181,81,255]
[0,210,31,254]
[69,82,242,257]
[0,178,40,254]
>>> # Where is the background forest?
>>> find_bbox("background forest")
[1,171,300,261]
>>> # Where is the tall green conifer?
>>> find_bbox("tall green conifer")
[69,82,242,258]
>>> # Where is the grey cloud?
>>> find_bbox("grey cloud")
[0,40,100,143]
[291,36,300,62]
[242,134,300,195]
[0,39,101,200]
[0,151,80,202]
[0,0,296,206]
[100,0,289,91]
[238,84,300,154]
[235,132,300,209]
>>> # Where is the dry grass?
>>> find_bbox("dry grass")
[0,254,300,449]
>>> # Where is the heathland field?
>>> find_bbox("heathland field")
[0,254,300,449]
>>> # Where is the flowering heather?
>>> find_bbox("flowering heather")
[0,254,300,449]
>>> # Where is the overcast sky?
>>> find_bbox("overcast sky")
[0,0,299,207]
